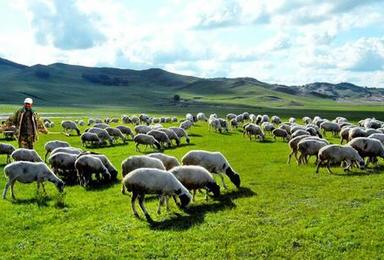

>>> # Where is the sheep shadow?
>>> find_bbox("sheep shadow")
[221,187,256,200]
[188,133,203,137]
[10,194,52,207]
[148,196,236,231]
[333,166,384,177]
[84,179,121,191]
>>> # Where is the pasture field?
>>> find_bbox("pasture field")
[1,108,384,258]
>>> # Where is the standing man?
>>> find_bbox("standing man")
[6,98,48,149]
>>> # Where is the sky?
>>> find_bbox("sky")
[0,0,384,87]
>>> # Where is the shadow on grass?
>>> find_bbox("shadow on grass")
[188,133,203,137]
[333,166,384,177]
[11,194,52,207]
[147,187,256,230]
[85,179,121,191]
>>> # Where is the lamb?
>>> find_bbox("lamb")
[48,152,78,184]
[180,120,193,130]
[169,165,220,200]
[44,140,70,161]
[148,153,180,170]
[244,123,264,141]
[74,155,111,187]
[272,128,290,142]
[2,161,64,199]
[147,130,172,148]
[134,125,152,134]
[50,147,83,156]
[158,128,180,146]
[61,120,81,136]
[0,143,16,164]
[11,148,43,162]
[169,127,190,144]
[297,138,329,165]
[121,155,166,193]
[81,132,103,147]
[271,116,281,125]
[348,137,384,166]
[87,127,114,146]
[182,150,240,189]
[320,122,341,136]
[122,168,192,220]
[133,134,161,151]
[116,125,135,140]
[105,127,127,144]
[316,145,365,174]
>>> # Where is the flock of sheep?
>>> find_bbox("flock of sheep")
[1,111,384,220]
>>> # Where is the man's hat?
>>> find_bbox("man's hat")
[24,98,33,104]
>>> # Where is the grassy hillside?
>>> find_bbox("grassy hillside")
[0,58,383,113]
[1,113,384,258]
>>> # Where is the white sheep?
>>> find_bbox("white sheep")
[169,127,190,144]
[48,152,78,184]
[105,127,127,144]
[289,117,296,124]
[11,148,43,162]
[78,153,118,181]
[271,116,281,125]
[272,128,290,142]
[147,153,180,170]
[61,120,81,136]
[74,155,111,187]
[297,138,329,165]
[87,127,114,146]
[44,140,70,161]
[197,112,208,122]
[81,132,103,147]
[158,128,180,146]
[340,126,352,144]
[133,134,161,151]
[2,161,64,199]
[134,125,152,134]
[180,120,193,130]
[316,145,365,174]
[320,121,341,136]
[51,147,83,156]
[116,125,135,140]
[226,113,236,121]
[348,137,384,166]
[287,135,312,164]
[348,127,367,141]
[94,123,110,129]
[368,133,384,144]
[181,150,240,189]
[261,122,275,134]
[147,130,172,148]
[122,168,192,219]
[291,130,311,139]
[244,123,264,141]
[0,143,16,164]
[169,165,220,200]
[186,113,194,122]
[208,117,222,133]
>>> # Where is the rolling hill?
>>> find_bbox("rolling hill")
[0,57,383,112]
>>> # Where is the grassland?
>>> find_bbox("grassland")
[1,106,384,258]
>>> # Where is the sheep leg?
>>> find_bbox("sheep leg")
[316,160,322,173]
[10,179,16,200]
[287,151,293,164]
[157,195,164,215]
[41,182,47,195]
[192,189,196,201]
[326,161,333,174]
[2,180,11,199]
[6,154,11,164]
[131,191,139,218]
[135,143,140,152]
[138,193,151,220]
[218,173,228,189]
[121,184,126,194]
[165,196,170,211]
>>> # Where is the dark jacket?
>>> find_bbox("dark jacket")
[8,107,46,142]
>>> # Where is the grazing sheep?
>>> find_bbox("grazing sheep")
[289,117,296,124]
[2,161,64,199]
[74,155,111,187]
[316,145,365,174]
[61,120,81,136]
[320,122,341,136]
[208,117,222,133]
[11,148,43,162]
[261,114,269,123]
[249,114,257,123]
[139,114,151,125]
[297,139,329,165]
[94,123,110,129]
[148,153,180,170]
[48,152,78,184]
[348,137,384,166]
[306,127,322,137]
[272,128,290,142]
[290,125,306,133]
[87,118,95,126]
[302,117,312,124]
[291,130,311,139]
[44,140,70,162]
[218,118,229,132]
[147,130,172,148]
[230,118,239,129]
[78,120,85,126]
[340,126,352,144]
[271,116,281,125]
[171,117,178,122]
[133,134,161,151]
[105,127,127,144]
[226,113,236,121]
[158,128,180,146]
[169,165,220,200]
[186,113,194,122]
[116,125,135,140]
[121,155,165,194]
[51,147,83,156]
[134,125,152,134]
[87,127,114,146]
[180,120,193,130]
[182,150,240,189]
[244,123,264,141]
[368,133,384,144]
[242,112,250,120]
[130,116,140,125]
[365,128,381,136]
[0,143,16,164]
[348,127,367,141]
[78,153,118,181]
[261,122,275,134]
[235,114,244,123]
[169,127,190,144]
[279,124,291,133]
[287,135,312,164]
[81,132,103,147]
[122,168,192,219]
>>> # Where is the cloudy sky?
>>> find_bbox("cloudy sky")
[1,0,384,87]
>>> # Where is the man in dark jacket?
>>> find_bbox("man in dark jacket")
[6,98,48,149]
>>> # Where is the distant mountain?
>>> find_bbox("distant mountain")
[0,57,383,109]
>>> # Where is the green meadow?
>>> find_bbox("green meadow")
[1,106,384,258]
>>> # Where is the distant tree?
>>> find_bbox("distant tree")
[173,94,180,102]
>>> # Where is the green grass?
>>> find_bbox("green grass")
[1,110,384,258]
